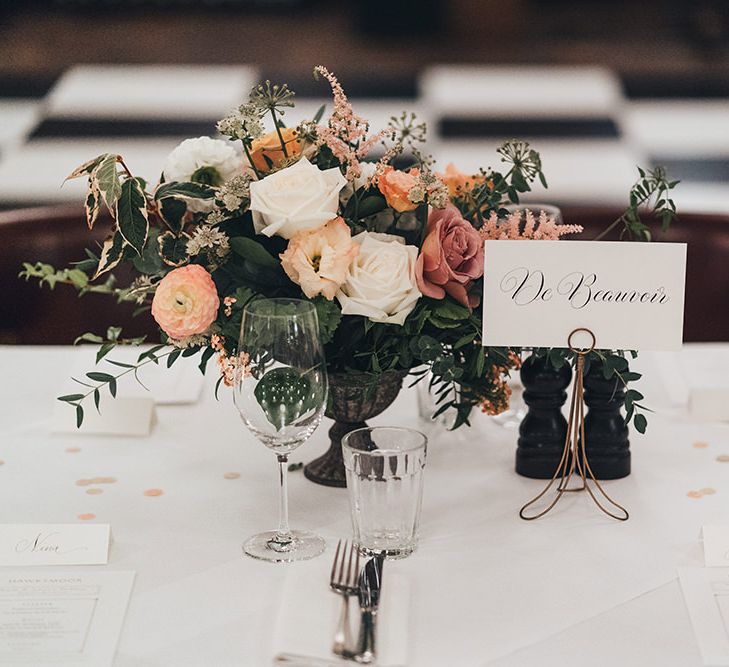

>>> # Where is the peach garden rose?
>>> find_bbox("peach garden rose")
[279,217,358,300]
[377,166,419,213]
[248,127,301,174]
[151,264,220,340]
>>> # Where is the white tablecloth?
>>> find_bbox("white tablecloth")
[1,346,727,666]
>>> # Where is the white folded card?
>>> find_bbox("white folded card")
[703,526,729,567]
[0,524,110,566]
[482,240,687,350]
[678,567,729,666]
[51,396,155,436]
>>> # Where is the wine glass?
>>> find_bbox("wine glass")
[234,298,328,562]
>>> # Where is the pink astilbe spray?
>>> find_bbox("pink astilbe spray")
[479,209,583,241]
[313,66,394,181]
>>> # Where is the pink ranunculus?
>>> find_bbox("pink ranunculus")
[151,264,220,340]
[416,203,484,309]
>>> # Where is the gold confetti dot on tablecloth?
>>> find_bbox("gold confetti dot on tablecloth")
[78,513,96,520]
[687,490,703,498]
[717,455,729,463]
[144,488,164,497]
[86,488,103,495]
[76,479,91,486]
[701,487,717,495]
[65,447,81,453]
[95,477,117,484]
[223,472,240,480]
[693,441,709,449]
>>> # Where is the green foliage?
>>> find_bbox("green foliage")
[311,296,342,345]
[229,236,279,268]
[594,166,679,241]
[117,177,149,255]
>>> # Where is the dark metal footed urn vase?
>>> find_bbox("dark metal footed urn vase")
[304,369,408,487]
[516,355,572,479]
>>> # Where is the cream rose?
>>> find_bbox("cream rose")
[336,231,421,325]
[249,157,347,240]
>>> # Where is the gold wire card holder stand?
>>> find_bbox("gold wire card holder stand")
[519,328,630,522]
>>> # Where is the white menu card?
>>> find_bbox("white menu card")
[678,567,729,666]
[0,570,135,667]
[482,240,686,350]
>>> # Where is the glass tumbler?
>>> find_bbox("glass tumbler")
[342,427,427,559]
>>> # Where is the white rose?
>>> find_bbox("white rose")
[336,231,421,325]
[249,157,347,240]
[163,136,243,185]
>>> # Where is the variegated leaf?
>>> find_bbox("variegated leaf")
[65,153,110,181]
[93,231,125,280]
[117,177,149,255]
[158,230,190,267]
[84,177,101,230]
[154,181,215,201]
[95,154,123,217]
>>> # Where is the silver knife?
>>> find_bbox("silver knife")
[353,554,384,664]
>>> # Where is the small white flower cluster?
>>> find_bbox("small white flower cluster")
[217,103,265,142]
[186,225,230,265]
[408,170,449,209]
[217,174,251,212]
[125,275,156,305]
[170,333,209,349]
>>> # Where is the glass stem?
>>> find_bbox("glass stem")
[275,454,292,544]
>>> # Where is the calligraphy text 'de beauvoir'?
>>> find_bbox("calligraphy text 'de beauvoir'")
[500,268,671,310]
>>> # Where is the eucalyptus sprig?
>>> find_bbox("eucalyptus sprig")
[594,166,679,241]
[57,343,215,427]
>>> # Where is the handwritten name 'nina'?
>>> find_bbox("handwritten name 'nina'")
[500,268,670,309]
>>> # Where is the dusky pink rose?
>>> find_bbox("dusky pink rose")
[280,217,358,300]
[416,203,484,309]
[151,264,220,340]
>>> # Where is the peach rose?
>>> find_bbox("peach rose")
[151,264,220,340]
[416,203,484,309]
[249,127,301,173]
[437,163,486,198]
[280,217,358,300]
[377,166,419,213]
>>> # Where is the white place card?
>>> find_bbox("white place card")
[0,570,134,667]
[482,240,686,351]
[703,527,729,567]
[51,397,156,437]
[678,567,729,665]
[0,524,110,566]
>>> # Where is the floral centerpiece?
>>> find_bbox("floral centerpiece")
[22,67,678,484]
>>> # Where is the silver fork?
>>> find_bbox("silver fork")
[329,539,360,657]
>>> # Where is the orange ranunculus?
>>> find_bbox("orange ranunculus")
[377,166,419,213]
[151,265,220,340]
[437,163,487,198]
[248,127,301,173]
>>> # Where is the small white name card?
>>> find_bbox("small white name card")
[51,397,156,437]
[0,524,110,566]
[702,526,729,567]
[482,240,686,350]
